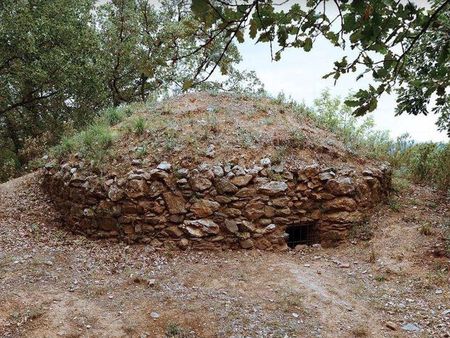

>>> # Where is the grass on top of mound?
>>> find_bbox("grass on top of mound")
[50,102,146,165]
[48,90,450,191]
[50,93,317,169]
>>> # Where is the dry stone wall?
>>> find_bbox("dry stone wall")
[43,159,391,250]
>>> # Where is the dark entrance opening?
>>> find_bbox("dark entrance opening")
[286,224,317,248]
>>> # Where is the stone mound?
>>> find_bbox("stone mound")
[42,92,392,250]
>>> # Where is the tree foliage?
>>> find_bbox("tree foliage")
[190,0,450,135]
[96,0,246,104]
[0,0,261,181]
[0,0,103,169]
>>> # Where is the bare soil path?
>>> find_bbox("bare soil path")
[0,173,449,337]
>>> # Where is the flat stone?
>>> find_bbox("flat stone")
[326,177,355,195]
[126,179,149,198]
[184,226,204,237]
[264,224,276,232]
[162,192,187,214]
[177,168,189,177]
[323,197,357,211]
[401,323,420,332]
[244,200,266,220]
[235,187,257,197]
[166,226,183,237]
[168,214,184,223]
[224,220,239,233]
[232,165,246,176]
[215,178,238,194]
[190,199,220,217]
[224,208,241,217]
[189,176,212,191]
[108,185,124,201]
[386,322,397,331]
[231,174,253,187]
[240,239,254,249]
[247,166,263,175]
[318,171,335,181]
[157,161,171,171]
[239,220,256,233]
[215,195,232,204]
[272,197,290,207]
[299,164,320,178]
[275,207,291,216]
[184,219,220,235]
[260,158,271,167]
[258,181,288,195]
[322,211,362,223]
[212,165,224,177]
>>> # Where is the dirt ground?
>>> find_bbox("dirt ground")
[0,172,449,338]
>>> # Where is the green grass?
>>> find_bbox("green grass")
[102,106,131,126]
[51,122,115,165]
[132,116,147,135]
[388,198,401,212]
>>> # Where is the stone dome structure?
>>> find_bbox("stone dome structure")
[43,92,392,250]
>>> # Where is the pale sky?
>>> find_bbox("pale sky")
[235,7,448,143]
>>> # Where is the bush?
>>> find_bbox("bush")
[406,143,450,189]
[132,117,147,135]
[306,90,449,191]
[102,107,127,126]
[0,148,20,182]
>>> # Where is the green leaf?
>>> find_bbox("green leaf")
[344,99,360,107]
[236,30,245,43]
[249,19,258,39]
[349,31,362,43]
[368,97,378,112]
[191,0,208,17]
[182,80,193,91]
[303,37,313,52]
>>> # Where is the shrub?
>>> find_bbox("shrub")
[78,124,115,161]
[419,223,433,236]
[406,142,450,190]
[391,171,410,192]
[306,90,449,191]
[287,128,305,148]
[132,117,147,135]
[388,198,401,212]
[0,149,20,182]
[102,106,128,126]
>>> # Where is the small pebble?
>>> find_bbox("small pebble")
[386,321,397,331]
